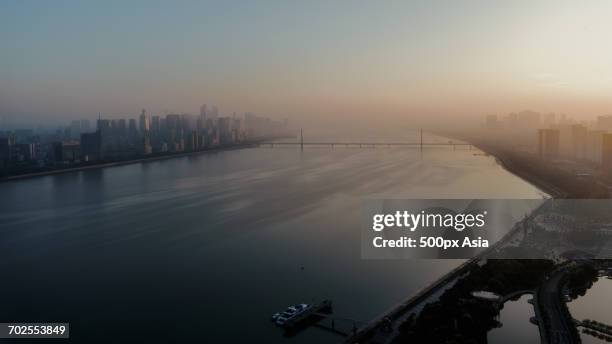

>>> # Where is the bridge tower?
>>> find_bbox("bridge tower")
[420,128,423,151]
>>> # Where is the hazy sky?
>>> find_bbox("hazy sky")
[2,0,612,126]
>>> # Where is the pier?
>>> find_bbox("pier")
[277,300,366,338]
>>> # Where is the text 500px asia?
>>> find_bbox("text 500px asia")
[372,236,489,249]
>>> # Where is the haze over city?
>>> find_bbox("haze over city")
[3,0,612,128]
[4,2,612,343]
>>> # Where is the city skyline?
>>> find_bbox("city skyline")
[3,3,612,343]
[4,1,612,126]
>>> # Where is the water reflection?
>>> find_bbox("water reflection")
[488,294,539,344]
[0,143,543,343]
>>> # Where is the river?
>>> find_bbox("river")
[0,132,544,343]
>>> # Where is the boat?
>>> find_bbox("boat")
[271,304,311,326]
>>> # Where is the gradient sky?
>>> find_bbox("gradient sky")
[2,0,612,126]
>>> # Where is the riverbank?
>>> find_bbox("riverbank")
[0,141,264,183]
[436,131,612,198]
[468,141,564,198]
[346,198,553,344]
[345,132,568,344]
[431,132,562,198]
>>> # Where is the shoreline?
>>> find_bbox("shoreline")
[345,133,564,343]
[0,141,263,183]
[469,141,563,198]
[434,132,566,198]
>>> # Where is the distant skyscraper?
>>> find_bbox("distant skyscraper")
[571,124,587,160]
[0,137,13,163]
[116,119,126,133]
[211,106,219,119]
[139,109,149,134]
[165,114,180,130]
[538,129,560,160]
[80,132,101,162]
[586,130,605,164]
[96,119,112,159]
[151,116,160,133]
[97,119,110,131]
[218,117,232,144]
[165,114,182,151]
[70,120,81,139]
[200,104,207,119]
[602,134,612,173]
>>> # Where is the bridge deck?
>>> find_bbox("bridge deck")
[260,142,473,147]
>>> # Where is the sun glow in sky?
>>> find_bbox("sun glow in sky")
[2,0,612,125]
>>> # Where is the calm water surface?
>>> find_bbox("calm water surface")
[0,136,544,342]
[488,294,539,343]
[568,277,612,344]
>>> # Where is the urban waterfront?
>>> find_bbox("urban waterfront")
[0,133,545,343]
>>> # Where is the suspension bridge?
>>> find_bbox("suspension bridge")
[260,129,473,149]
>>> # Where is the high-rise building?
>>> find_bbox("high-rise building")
[141,135,152,155]
[586,130,605,165]
[200,104,207,119]
[139,109,149,133]
[557,124,573,158]
[602,133,612,172]
[127,119,135,132]
[118,119,128,142]
[96,119,112,158]
[165,114,180,130]
[13,143,36,161]
[151,116,160,133]
[52,141,80,163]
[0,136,13,162]
[159,117,167,133]
[218,117,232,144]
[80,132,101,162]
[165,114,182,152]
[185,131,196,151]
[538,129,560,160]
[70,120,81,139]
[571,124,587,160]
[180,114,192,133]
